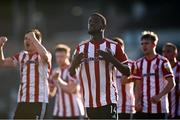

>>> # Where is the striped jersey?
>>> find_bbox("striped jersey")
[133,54,174,113]
[53,67,85,117]
[168,62,180,117]
[116,60,135,113]
[76,38,128,108]
[12,51,51,103]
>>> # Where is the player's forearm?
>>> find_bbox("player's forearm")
[32,39,49,62]
[122,77,133,85]
[111,57,130,76]
[158,78,175,98]
[134,80,142,103]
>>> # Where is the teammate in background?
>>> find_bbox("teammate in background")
[163,42,180,118]
[49,44,85,119]
[133,31,175,119]
[68,12,130,119]
[0,29,52,119]
[112,37,136,119]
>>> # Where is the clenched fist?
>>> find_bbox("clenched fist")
[151,95,161,104]
[0,36,8,47]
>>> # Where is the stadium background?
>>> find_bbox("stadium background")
[0,0,179,118]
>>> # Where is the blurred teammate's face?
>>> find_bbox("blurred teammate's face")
[88,15,104,35]
[162,46,176,61]
[55,51,68,66]
[141,39,155,55]
[24,33,36,52]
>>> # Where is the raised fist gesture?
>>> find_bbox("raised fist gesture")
[0,36,8,47]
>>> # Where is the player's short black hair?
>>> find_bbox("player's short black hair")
[91,12,106,27]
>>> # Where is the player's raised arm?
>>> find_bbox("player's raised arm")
[0,36,16,67]
[26,30,51,64]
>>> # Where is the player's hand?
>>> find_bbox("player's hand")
[0,36,8,47]
[135,101,142,112]
[69,53,84,76]
[151,95,161,104]
[68,80,78,93]
[99,48,114,62]
[51,72,60,80]
[49,80,56,92]
[73,53,84,65]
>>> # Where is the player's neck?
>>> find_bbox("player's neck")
[59,61,70,69]
[91,31,104,41]
[145,52,157,61]
[27,49,37,54]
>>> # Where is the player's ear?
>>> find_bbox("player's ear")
[101,24,106,31]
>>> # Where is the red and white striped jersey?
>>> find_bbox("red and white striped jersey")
[116,60,135,113]
[12,51,52,103]
[76,38,128,108]
[168,62,180,117]
[133,54,174,113]
[53,67,85,117]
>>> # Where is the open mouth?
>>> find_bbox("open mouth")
[26,43,30,47]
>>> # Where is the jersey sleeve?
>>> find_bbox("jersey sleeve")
[131,62,142,80]
[162,60,174,79]
[115,43,128,63]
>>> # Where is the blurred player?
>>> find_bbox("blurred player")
[163,42,180,118]
[0,29,52,119]
[68,13,130,119]
[112,37,136,119]
[133,31,175,119]
[49,44,85,119]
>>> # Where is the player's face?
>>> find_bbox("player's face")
[55,51,68,66]
[162,46,176,61]
[141,39,155,55]
[24,33,36,52]
[88,15,104,35]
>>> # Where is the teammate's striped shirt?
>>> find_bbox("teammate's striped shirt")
[116,60,135,113]
[168,62,180,117]
[12,51,51,103]
[75,38,128,108]
[133,54,174,113]
[53,67,85,117]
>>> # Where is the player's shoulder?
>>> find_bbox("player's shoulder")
[17,50,28,56]
[104,38,118,44]
[157,54,168,62]
[78,39,90,46]
[135,57,144,63]
[127,59,135,64]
